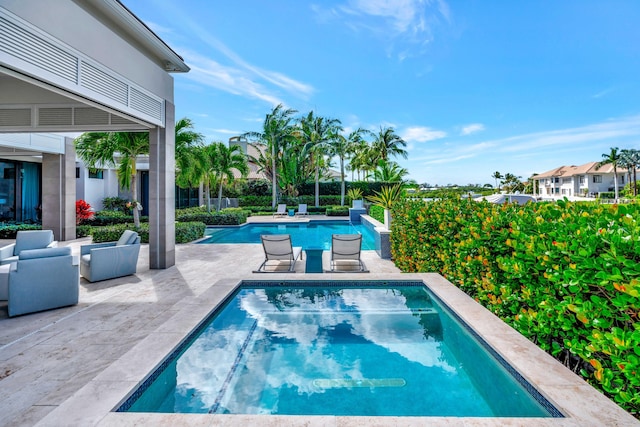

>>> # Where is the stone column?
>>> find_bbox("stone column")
[148,101,176,269]
[42,138,76,241]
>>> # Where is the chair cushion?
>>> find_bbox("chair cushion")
[116,230,138,246]
[19,246,71,260]
[14,230,54,255]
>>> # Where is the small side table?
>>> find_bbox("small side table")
[305,248,324,273]
[288,209,295,217]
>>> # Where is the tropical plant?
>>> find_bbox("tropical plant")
[298,111,342,206]
[373,160,408,182]
[243,104,298,209]
[596,147,622,201]
[367,184,403,210]
[620,148,639,196]
[75,200,94,225]
[175,117,205,188]
[502,173,524,193]
[346,187,363,202]
[209,143,249,211]
[75,132,149,227]
[330,129,364,205]
[370,126,408,162]
[492,171,503,191]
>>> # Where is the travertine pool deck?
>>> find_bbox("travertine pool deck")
[0,218,637,426]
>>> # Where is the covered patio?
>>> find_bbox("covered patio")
[0,0,187,268]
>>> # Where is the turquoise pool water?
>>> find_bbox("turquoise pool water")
[199,220,376,250]
[119,281,559,417]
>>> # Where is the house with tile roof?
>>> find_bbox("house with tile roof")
[533,161,630,198]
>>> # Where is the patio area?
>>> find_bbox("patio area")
[0,227,637,426]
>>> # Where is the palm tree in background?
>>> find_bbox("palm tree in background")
[620,148,639,196]
[209,143,248,211]
[175,117,205,188]
[75,132,149,227]
[373,160,409,182]
[596,147,621,201]
[370,126,408,162]
[243,104,297,209]
[298,112,342,207]
[330,128,364,206]
[492,171,503,192]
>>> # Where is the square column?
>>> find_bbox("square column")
[42,137,76,241]
[148,102,176,269]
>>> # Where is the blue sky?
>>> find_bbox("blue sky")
[125,0,640,186]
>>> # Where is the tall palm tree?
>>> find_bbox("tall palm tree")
[373,160,409,182]
[596,147,621,201]
[175,117,205,188]
[492,171,503,192]
[75,132,149,227]
[243,104,297,209]
[298,112,342,207]
[620,148,639,196]
[329,129,364,206]
[209,143,248,211]
[370,126,408,162]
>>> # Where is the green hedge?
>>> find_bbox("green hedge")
[176,207,249,225]
[326,206,349,216]
[90,222,206,244]
[369,205,384,223]
[83,210,149,226]
[392,198,640,416]
[0,223,42,239]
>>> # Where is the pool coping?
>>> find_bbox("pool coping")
[34,273,639,427]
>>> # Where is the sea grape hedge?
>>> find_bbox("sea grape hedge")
[392,197,640,416]
[90,221,206,244]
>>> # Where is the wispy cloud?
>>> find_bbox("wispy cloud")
[401,126,447,142]
[312,0,451,59]
[460,123,485,136]
[592,87,616,99]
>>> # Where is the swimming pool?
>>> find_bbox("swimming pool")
[199,220,376,250]
[117,281,560,417]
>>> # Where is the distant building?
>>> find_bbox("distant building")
[533,162,632,198]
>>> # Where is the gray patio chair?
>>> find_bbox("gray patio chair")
[330,234,368,272]
[296,203,309,216]
[80,230,141,282]
[255,234,302,273]
[0,246,79,317]
[273,203,287,218]
[0,229,57,265]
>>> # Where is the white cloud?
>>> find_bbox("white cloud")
[460,123,485,136]
[401,126,447,142]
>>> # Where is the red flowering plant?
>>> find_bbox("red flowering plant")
[75,199,94,225]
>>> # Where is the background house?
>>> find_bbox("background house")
[534,162,628,198]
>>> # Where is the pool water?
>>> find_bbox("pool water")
[199,220,376,250]
[120,282,558,417]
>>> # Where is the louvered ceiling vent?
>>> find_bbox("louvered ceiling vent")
[0,108,31,127]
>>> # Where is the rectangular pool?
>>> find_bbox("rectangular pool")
[199,220,376,250]
[117,281,561,417]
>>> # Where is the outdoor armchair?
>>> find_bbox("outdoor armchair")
[0,229,57,265]
[80,230,141,282]
[255,234,302,272]
[0,246,79,317]
[330,234,368,272]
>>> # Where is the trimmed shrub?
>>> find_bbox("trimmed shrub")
[0,223,42,239]
[176,207,248,225]
[369,205,384,223]
[102,197,131,213]
[326,206,349,216]
[90,222,205,244]
[76,225,93,238]
[392,198,640,416]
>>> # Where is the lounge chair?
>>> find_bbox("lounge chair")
[255,234,302,272]
[273,204,287,218]
[80,230,141,282]
[329,234,368,272]
[296,204,309,216]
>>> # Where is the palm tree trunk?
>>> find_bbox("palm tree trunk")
[315,164,320,207]
[272,143,277,209]
[340,156,345,206]
[131,172,140,228]
[614,169,619,202]
[205,183,212,213]
[217,180,224,211]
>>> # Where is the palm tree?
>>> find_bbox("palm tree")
[298,112,342,207]
[175,117,205,188]
[596,147,621,201]
[620,148,639,196]
[209,143,248,211]
[243,104,297,209]
[329,129,364,206]
[75,132,149,227]
[370,126,408,162]
[492,171,503,192]
[373,160,409,182]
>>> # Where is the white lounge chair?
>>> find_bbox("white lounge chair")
[330,234,368,272]
[296,204,309,216]
[255,234,303,272]
[273,204,287,218]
